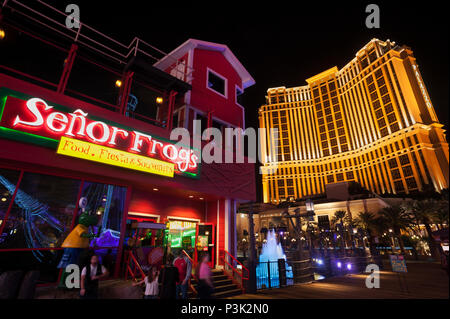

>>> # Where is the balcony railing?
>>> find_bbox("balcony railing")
[0,0,190,130]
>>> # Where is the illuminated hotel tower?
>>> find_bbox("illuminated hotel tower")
[259,39,449,204]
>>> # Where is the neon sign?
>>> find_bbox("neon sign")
[57,136,175,177]
[0,88,200,178]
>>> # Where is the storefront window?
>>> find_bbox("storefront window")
[0,171,127,283]
[167,220,197,250]
[80,181,127,254]
[0,172,81,254]
[0,168,22,235]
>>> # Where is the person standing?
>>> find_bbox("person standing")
[173,250,192,299]
[134,266,160,299]
[195,253,214,299]
[158,254,179,299]
[80,255,109,299]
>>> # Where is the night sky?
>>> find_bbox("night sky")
[4,1,449,201]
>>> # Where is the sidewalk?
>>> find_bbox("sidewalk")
[229,262,449,299]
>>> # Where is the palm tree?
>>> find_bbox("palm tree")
[378,205,412,255]
[403,199,442,260]
[332,210,348,255]
[354,211,377,255]
[432,197,449,230]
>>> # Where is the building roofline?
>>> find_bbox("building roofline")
[154,39,256,89]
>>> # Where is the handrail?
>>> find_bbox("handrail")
[181,249,197,295]
[221,249,249,293]
[181,249,195,266]
[223,249,249,280]
[125,250,146,281]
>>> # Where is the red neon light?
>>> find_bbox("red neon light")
[0,96,199,175]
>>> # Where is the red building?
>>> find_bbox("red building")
[0,2,254,290]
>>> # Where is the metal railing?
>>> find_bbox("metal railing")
[124,250,146,282]
[181,249,197,295]
[220,249,249,293]
[1,0,194,81]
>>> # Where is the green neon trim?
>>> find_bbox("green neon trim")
[0,127,58,148]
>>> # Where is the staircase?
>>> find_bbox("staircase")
[189,269,242,298]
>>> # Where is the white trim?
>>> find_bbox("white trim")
[206,67,228,99]
[127,212,160,222]
[167,216,201,222]
[235,84,244,108]
[235,84,245,129]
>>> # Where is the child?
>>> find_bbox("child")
[134,266,159,299]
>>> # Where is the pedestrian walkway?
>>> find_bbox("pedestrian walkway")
[229,262,448,299]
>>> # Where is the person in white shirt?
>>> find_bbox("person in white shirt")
[134,266,160,299]
[80,255,109,299]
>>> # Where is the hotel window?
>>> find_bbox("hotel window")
[375,69,383,79]
[346,171,354,180]
[394,180,405,193]
[336,173,344,181]
[327,175,334,183]
[402,165,414,177]
[379,85,388,96]
[390,123,400,132]
[373,99,381,110]
[399,154,410,165]
[207,69,227,97]
[270,96,277,104]
[388,158,398,169]
[387,113,397,124]
[406,177,418,190]
[391,169,401,180]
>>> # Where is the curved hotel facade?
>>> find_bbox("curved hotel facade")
[259,39,449,203]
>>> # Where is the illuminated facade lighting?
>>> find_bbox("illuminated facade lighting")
[259,39,449,203]
[156,97,163,104]
[115,80,122,88]
[0,29,5,40]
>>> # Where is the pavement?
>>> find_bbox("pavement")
[229,261,449,299]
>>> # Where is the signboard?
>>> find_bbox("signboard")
[197,235,209,251]
[389,254,407,273]
[0,88,200,178]
[57,136,175,177]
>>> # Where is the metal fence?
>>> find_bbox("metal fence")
[256,260,294,290]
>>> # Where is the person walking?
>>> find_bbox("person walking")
[173,250,192,299]
[158,254,179,299]
[133,266,160,299]
[80,255,109,299]
[195,253,214,299]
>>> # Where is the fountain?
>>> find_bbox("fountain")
[256,230,293,288]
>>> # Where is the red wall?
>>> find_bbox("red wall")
[129,188,205,222]
[190,49,244,128]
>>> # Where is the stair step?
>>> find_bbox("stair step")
[213,288,243,298]
[214,284,238,293]
[191,279,233,288]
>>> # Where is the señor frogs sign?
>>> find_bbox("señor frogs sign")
[0,88,200,178]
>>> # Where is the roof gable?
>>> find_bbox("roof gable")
[154,39,255,89]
